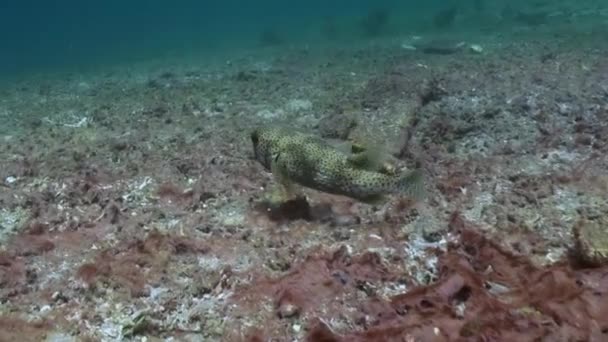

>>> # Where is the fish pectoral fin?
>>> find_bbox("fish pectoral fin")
[269,151,298,201]
[328,140,354,154]
[350,141,366,154]
[263,185,290,206]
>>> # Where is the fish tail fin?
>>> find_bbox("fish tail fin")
[395,169,426,201]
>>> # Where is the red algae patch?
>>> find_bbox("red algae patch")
[0,252,27,298]
[295,213,608,341]
[0,316,53,342]
[74,230,209,296]
[239,245,397,313]
[234,213,608,341]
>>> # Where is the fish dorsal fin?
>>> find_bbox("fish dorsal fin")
[347,141,390,172]
[327,139,354,154]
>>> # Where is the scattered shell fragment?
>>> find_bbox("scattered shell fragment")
[469,44,484,53]
[401,43,417,50]
[278,302,300,319]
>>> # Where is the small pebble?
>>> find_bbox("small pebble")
[470,44,484,53]
[278,303,300,319]
[331,228,351,241]
[369,234,382,240]
[51,291,69,303]
[330,215,360,227]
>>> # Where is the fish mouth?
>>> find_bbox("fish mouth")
[250,130,260,147]
[250,129,261,161]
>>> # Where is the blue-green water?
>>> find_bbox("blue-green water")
[1,1,606,75]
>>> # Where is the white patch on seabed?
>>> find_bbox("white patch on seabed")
[552,188,580,223]
[0,207,29,243]
[0,107,11,120]
[256,108,284,120]
[402,234,450,285]
[197,255,223,271]
[285,99,313,112]
[464,191,494,222]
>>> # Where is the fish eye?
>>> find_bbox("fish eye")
[272,151,281,162]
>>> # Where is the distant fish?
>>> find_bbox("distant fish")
[250,126,425,204]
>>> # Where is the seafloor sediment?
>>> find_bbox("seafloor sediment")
[1,32,608,341]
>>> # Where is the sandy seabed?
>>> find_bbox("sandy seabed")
[1,31,608,341]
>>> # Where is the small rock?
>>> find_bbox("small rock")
[469,44,484,53]
[572,218,608,267]
[278,302,300,319]
[193,271,222,295]
[52,291,69,303]
[240,229,252,241]
[356,280,377,297]
[422,229,443,243]
[267,253,291,272]
[401,43,417,50]
[330,215,360,227]
[196,225,212,234]
[331,228,351,241]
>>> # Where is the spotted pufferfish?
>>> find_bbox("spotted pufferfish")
[250,126,426,204]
